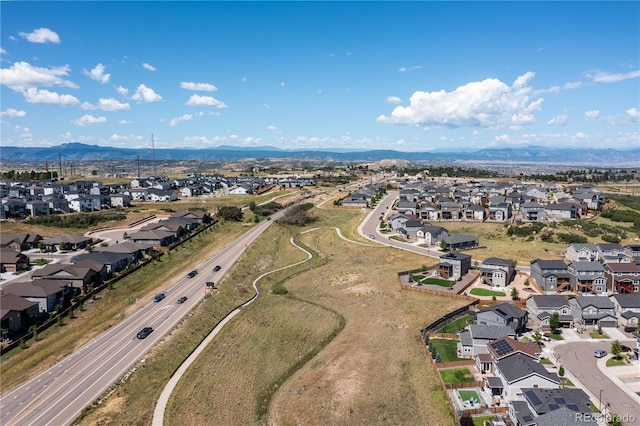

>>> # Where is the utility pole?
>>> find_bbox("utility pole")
[58,152,63,178]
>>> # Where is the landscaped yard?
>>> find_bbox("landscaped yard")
[589,331,609,339]
[473,415,495,426]
[437,315,470,333]
[440,368,476,385]
[430,338,467,362]
[606,357,627,367]
[469,288,506,297]
[458,389,479,403]
[544,332,564,341]
[422,277,455,288]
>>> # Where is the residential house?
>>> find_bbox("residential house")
[492,353,559,401]
[526,295,574,329]
[340,194,368,208]
[440,201,463,220]
[565,243,599,262]
[170,209,212,224]
[597,243,632,264]
[388,213,410,231]
[94,241,155,260]
[418,204,440,221]
[511,388,594,426]
[604,262,640,294]
[609,294,640,329]
[396,200,418,215]
[475,302,528,334]
[544,203,580,220]
[26,199,49,216]
[110,193,131,208]
[489,202,512,221]
[530,259,572,293]
[401,219,425,239]
[477,336,540,374]
[415,225,448,246]
[481,257,515,288]
[465,205,485,221]
[458,324,516,357]
[0,293,39,339]
[569,296,617,327]
[71,251,134,275]
[31,260,104,293]
[0,248,29,273]
[521,202,547,221]
[442,234,478,251]
[38,235,93,252]
[126,229,177,247]
[625,244,640,264]
[5,279,74,314]
[2,198,27,218]
[437,251,472,280]
[146,188,178,202]
[567,261,607,295]
[0,233,31,251]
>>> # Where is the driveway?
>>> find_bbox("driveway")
[552,341,640,425]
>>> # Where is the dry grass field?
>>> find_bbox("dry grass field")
[79,206,462,426]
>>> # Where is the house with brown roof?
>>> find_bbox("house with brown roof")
[605,262,640,294]
[0,248,29,273]
[1,293,39,339]
[5,279,74,313]
[31,260,104,293]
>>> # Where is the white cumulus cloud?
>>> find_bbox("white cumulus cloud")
[169,114,193,126]
[585,110,600,120]
[82,98,130,111]
[0,47,6,55]
[180,81,217,91]
[626,107,640,120]
[115,85,128,98]
[386,96,402,104]
[547,114,568,126]
[0,62,77,91]
[586,69,640,83]
[142,63,156,72]
[131,84,162,102]
[19,28,60,44]
[1,108,26,117]
[83,63,110,83]
[23,88,80,105]
[186,94,227,108]
[266,125,280,133]
[71,114,107,126]
[377,72,543,129]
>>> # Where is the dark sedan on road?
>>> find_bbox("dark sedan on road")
[213,265,221,272]
[187,270,198,278]
[153,293,165,302]
[176,296,188,304]
[136,327,153,339]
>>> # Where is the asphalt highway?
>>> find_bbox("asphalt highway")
[0,211,283,426]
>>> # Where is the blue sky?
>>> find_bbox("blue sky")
[1,1,639,152]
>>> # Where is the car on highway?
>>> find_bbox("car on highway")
[176,296,188,304]
[213,265,222,272]
[153,293,166,302]
[594,349,607,358]
[206,281,216,288]
[369,234,375,239]
[137,327,154,339]
[266,216,271,220]
[187,270,198,278]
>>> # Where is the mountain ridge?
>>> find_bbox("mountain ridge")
[1,143,638,166]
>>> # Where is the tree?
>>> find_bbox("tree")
[549,312,560,333]
[510,287,520,300]
[532,330,543,345]
[459,415,474,426]
[611,340,622,360]
[524,279,530,287]
[558,365,565,386]
[439,239,447,251]
[218,206,244,221]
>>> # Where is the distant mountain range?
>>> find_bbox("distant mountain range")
[1,143,638,167]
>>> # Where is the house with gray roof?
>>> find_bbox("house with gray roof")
[544,203,580,220]
[530,259,572,293]
[395,200,418,215]
[126,229,176,247]
[475,302,528,334]
[38,235,93,252]
[488,201,512,221]
[510,389,595,426]
[457,324,516,357]
[464,204,485,221]
[568,261,607,295]
[437,251,471,280]
[493,353,559,401]
[415,225,448,246]
[569,296,617,327]
[521,201,547,221]
[597,243,632,264]
[418,204,439,221]
[442,234,478,251]
[481,257,515,288]
[526,295,574,329]
[565,243,599,262]
[609,294,640,329]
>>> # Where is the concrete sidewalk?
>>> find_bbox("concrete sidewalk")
[596,354,640,404]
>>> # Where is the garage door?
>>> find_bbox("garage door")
[599,320,616,328]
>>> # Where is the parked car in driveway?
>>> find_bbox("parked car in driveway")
[594,349,607,358]
[153,293,165,302]
[137,327,153,339]
[176,296,188,304]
